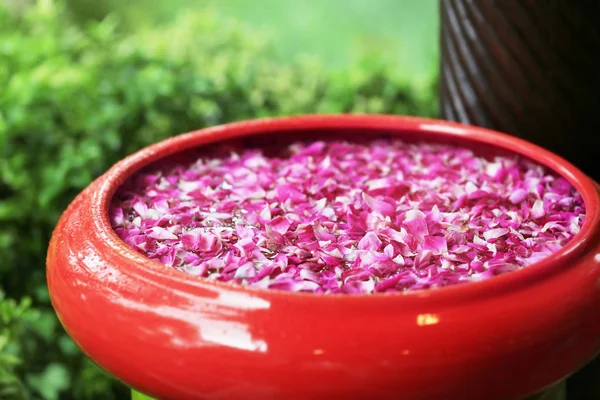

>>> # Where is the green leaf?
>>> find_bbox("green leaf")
[26,363,70,400]
[131,389,155,400]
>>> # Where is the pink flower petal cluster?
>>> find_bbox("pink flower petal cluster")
[110,139,585,294]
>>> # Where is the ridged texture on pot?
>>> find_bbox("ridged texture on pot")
[440,0,600,180]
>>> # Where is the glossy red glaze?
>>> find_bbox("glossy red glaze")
[47,115,600,400]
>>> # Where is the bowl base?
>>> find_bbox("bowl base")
[129,381,566,400]
[529,381,566,400]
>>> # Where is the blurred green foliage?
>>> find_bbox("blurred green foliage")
[62,0,439,82]
[0,0,436,398]
[72,0,439,83]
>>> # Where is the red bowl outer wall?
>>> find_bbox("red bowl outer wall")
[47,115,600,400]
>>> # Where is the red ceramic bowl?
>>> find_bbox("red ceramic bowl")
[47,115,600,400]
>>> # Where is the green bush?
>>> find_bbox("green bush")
[0,1,436,398]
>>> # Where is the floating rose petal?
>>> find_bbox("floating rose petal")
[146,226,178,240]
[358,232,383,251]
[531,200,546,219]
[423,236,448,255]
[483,228,509,242]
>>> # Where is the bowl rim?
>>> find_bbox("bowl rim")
[89,114,600,302]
